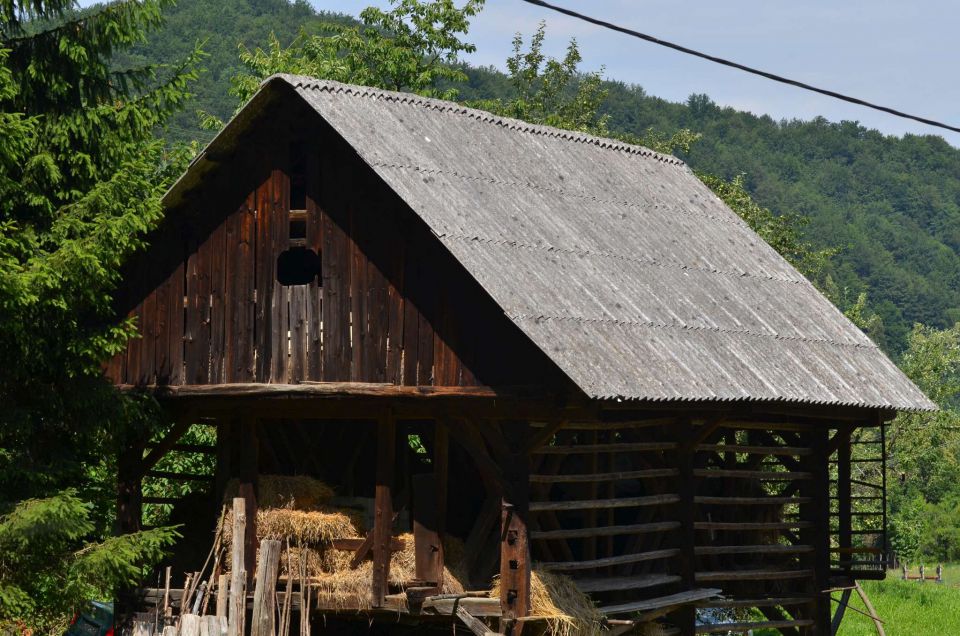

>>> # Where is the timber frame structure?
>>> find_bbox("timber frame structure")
[109,76,934,635]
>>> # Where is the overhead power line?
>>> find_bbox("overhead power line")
[519,0,960,135]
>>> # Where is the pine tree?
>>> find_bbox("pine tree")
[0,1,198,629]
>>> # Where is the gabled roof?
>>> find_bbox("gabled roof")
[168,74,934,411]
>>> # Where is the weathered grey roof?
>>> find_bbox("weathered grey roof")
[171,74,935,411]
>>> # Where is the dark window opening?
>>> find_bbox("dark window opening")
[277,247,321,286]
[289,217,307,241]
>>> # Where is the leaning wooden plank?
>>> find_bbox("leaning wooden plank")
[599,589,722,616]
[695,569,813,582]
[531,521,680,540]
[530,494,679,512]
[539,548,679,571]
[250,539,281,636]
[574,573,681,593]
[455,606,498,636]
[694,620,814,633]
[530,468,679,483]
[420,596,502,617]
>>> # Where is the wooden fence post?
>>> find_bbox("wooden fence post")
[227,497,246,636]
[371,410,396,607]
[251,539,281,636]
[216,574,229,619]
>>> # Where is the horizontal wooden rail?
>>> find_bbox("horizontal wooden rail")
[697,444,812,456]
[599,589,722,616]
[553,418,676,431]
[574,573,681,593]
[698,596,814,608]
[531,521,680,540]
[530,468,678,483]
[695,569,813,582]
[694,496,810,505]
[694,544,813,556]
[529,494,679,512]
[694,521,811,531]
[693,469,812,480]
[533,441,676,454]
[144,443,217,454]
[145,470,214,482]
[539,548,679,571]
[695,620,814,633]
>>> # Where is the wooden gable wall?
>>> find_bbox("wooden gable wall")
[107,96,564,389]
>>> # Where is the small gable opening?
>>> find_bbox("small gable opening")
[277,246,321,286]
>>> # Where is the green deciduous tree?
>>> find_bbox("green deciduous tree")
[204,0,482,129]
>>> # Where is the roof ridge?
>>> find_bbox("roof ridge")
[270,74,687,166]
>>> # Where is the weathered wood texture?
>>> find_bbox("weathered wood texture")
[107,99,559,390]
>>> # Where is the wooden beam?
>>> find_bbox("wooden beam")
[523,419,566,454]
[137,417,194,479]
[371,409,396,607]
[250,539,281,636]
[499,421,531,635]
[412,473,442,585]
[119,382,546,400]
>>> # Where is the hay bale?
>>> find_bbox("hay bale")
[221,507,362,549]
[492,570,603,636]
[223,475,334,510]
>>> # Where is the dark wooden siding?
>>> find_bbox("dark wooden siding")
[107,101,560,388]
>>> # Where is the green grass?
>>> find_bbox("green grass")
[835,565,960,635]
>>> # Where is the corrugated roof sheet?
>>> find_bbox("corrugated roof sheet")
[174,74,935,410]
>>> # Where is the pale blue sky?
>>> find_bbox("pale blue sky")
[312,0,960,146]
[79,0,960,146]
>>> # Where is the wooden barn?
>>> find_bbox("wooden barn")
[108,75,934,636]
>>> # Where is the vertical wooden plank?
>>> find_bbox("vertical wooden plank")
[349,201,366,381]
[416,244,435,386]
[229,195,256,383]
[209,221,228,384]
[366,242,388,383]
[185,230,212,385]
[499,421,530,633]
[227,497,246,636]
[290,284,306,383]
[320,147,351,381]
[837,427,853,575]
[250,539,281,636]
[125,304,143,384]
[385,228,404,385]
[412,473,442,584]
[371,410,396,607]
[168,255,185,386]
[255,173,273,382]
[675,419,696,636]
[238,417,260,587]
[270,169,290,383]
[306,147,323,381]
[153,261,171,384]
[216,574,229,618]
[401,242,420,386]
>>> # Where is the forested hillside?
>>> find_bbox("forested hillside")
[139,0,960,354]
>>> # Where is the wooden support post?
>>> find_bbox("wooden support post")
[250,539,281,636]
[117,435,146,534]
[499,421,531,636]
[237,417,259,587]
[227,497,246,636]
[807,428,832,635]
[371,409,396,607]
[675,419,697,636]
[412,473,442,585]
[837,428,853,575]
[180,614,201,636]
[216,574,229,618]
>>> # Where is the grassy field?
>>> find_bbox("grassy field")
[835,565,960,635]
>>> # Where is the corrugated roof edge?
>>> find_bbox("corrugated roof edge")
[272,74,688,167]
[594,393,933,413]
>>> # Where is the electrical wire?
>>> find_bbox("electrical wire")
[519,0,960,135]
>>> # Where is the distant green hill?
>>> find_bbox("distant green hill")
[140,0,960,354]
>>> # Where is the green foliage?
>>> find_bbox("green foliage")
[887,323,960,561]
[142,424,216,526]
[0,0,197,629]
[0,490,178,633]
[215,0,482,128]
